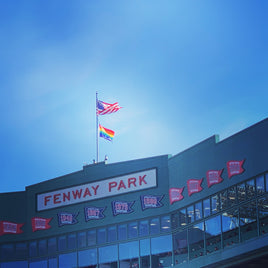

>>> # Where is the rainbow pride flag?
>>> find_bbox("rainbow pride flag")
[99,124,115,141]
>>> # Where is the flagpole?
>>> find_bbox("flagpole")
[96,91,99,163]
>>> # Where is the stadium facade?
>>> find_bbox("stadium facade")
[1,118,268,268]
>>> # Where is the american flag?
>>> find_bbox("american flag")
[97,100,122,115]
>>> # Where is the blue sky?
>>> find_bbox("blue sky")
[1,0,267,193]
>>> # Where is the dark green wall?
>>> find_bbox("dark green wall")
[168,118,268,211]
[1,118,267,244]
[0,155,169,242]
[0,192,27,243]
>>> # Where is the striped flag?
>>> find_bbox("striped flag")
[99,124,115,141]
[0,221,24,235]
[31,217,52,232]
[97,100,122,115]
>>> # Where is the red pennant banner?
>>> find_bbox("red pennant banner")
[227,160,245,178]
[187,178,203,196]
[31,217,52,232]
[0,221,24,236]
[206,169,224,188]
[169,187,184,204]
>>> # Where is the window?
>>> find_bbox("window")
[220,190,228,210]
[189,222,204,260]
[29,259,47,268]
[97,228,106,244]
[48,258,57,268]
[187,205,194,223]
[29,241,37,257]
[171,212,180,229]
[140,239,150,268]
[266,173,268,192]
[16,243,28,258]
[151,235,172,267]
[108,225,117,242]
[99,245,118,266]
[256,175,265,195]
[173,230,188,265]
[140,238,150,256]
[128,222,138,239]
[246,179,256,199]
[203,198,211,217]
[15,243,27,259]
[77,232,86,248]
[205,215,221,254]
[59,252,77,268]
[67,233,76,250]
[211,194,220,214]
[48,237,57,255]
[38,239,47,256]
[58,236,67,251]
[118,224,127,240]
[99,262,118,268]
[240,201,257,241]
[139,220,149,236]
[150,218,160,234]
[161,215,171,232]
[222,209,239,247]
[1,261,28,268]
[237,182,246,202]
[78,248,97,267]
[141,255,150,268]
[119,241,139,267]
[258,195,268,235]
[195,201,203,220]
[1,244,14,260]
[179,209,187,226]
[88,229,96,246]
[228,186,237,207]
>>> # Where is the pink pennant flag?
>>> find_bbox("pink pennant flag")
[169,187,184,204]
[0,221,24,236]
[227,160,245,178]
[206,169,224,188]
[31,217,52,232]
[187,178,203,196]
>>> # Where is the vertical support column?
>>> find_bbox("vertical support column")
[96,92,99,163]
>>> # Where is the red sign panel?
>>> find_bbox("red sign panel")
[0,221,24,236]
[31,217,52,232]
[169,187,184,204]
[227,160,245,178]
[206,169,223,188]
[187,178,203,196]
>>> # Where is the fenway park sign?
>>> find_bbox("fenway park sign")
[37,169,157,211]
